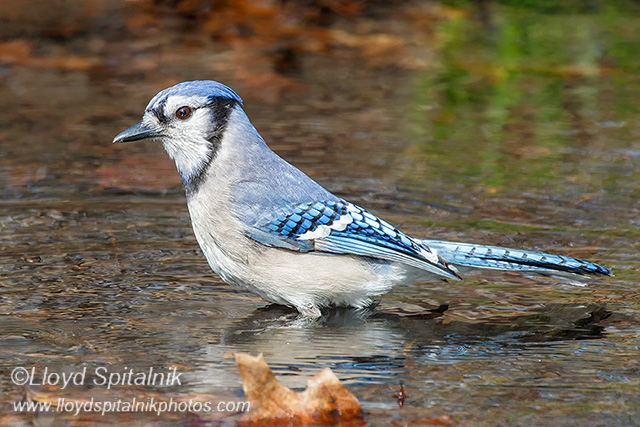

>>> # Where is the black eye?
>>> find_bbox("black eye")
[175,106,192,120]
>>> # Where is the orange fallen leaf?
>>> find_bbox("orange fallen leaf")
[228,352,364,426]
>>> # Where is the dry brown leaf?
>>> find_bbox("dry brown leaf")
[229,352,364,426]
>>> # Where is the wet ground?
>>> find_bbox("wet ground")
[1,2,639,426]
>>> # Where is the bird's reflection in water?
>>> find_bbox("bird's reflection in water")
[204,303,611,388]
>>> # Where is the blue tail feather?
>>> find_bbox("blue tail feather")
[420,240,612,277]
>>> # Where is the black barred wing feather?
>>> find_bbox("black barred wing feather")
[247,200,460,279]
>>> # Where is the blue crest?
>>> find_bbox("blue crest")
[146,80,243,112]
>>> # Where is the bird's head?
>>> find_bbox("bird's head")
[113,80,243,188]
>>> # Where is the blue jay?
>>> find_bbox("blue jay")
[114,80,611,319]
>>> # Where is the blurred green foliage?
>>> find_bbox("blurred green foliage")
[408,2,640,193]
[443,0,640,14]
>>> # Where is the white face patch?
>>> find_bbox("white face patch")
[144,94,219,183]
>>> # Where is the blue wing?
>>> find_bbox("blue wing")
[420,240,612,277]
[246,200,460,280]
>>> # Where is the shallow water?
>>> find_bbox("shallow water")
[1,2,639,426]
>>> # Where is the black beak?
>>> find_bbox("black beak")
[113,122,164,143]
